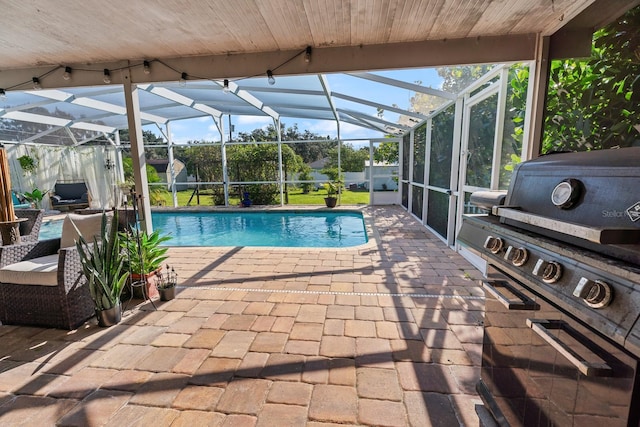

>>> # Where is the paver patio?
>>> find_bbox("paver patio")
[0,206,485,426]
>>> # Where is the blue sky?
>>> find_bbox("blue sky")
[145,68,444,144]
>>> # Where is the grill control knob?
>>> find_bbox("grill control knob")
[573,278,613,308]
[533,259,563,284]
[484,236,504,254]
[504,246,529,266]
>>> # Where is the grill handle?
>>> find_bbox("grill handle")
[481,280,539,311]
[527,319,613,377]
[493,207,640,244]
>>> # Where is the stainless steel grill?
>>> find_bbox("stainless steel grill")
[458,147,640,427]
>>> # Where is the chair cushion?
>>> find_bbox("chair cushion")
[60,212,112,249]
[55,182,88,200]
[0,254,59,286]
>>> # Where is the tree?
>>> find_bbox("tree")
[237,122,335,163]
[437,65,493,93]
[325,143,368,172]
[543,6,640,152]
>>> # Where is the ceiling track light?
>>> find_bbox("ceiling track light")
[32,77,41,90]
[223,79,230,93]
[179,72,188,86]
[0,89,6,100]
[103,69,111,84]
[304,46,312,63]
[267,70,275,86]
[63,66,72,80]
[143,60,151,75]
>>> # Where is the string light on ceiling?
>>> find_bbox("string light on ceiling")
[266,70,275,85]
[304,46,312,63]
[179,72,188,87]
[103,69,111,84]
[223,79,230,93]
[63,67,72,80]
[143,61,151,75]
[0,89,6,100]
[32,77,41,90]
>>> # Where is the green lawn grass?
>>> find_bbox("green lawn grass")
[158,188,370,207]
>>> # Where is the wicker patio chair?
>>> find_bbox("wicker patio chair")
[0,212,107,329]
[14,208,44,242]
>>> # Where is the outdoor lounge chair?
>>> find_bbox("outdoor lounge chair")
[0,212,107,329]
[12,191,31,209]
[14,208,44,242]
[50,182,90,211]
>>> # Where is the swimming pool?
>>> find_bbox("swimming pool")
[39,210,369,248]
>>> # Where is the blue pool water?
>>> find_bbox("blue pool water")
[39,211,368,248]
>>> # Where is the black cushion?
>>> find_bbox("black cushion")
[54,183,88,200]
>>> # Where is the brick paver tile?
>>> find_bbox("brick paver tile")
[202,313,231,329]
[151,332,191,347]
[285,339,320,356]
[251,316,277,332]
[183,329,226,349]
[216,379,271,415]
[396,362,454,393]
[302,356,330,384]
[261,353,305,381]
[170,410,226,427]
[49,367,118,399]
[212,330,256,358]
[308,384,357,424]
[354,306,384,321]
[326,305,355,320]
[323,319,344,335]
[221,314,258,331]
[358,398,407,427]
[102,369,154,392]
[356,337,394,367]
[104,404,179,426]
[121,326,167,345]
[167,316,207,334]
[345,320,377,338]
[137,346,189,372]
[250,332,288,353]
[356,367,402,400]
[328,358,356,386]
[185,300,225,317]
[57,389,131,427]
[271,317,295,333]
[237,352,270,378]
[267,381,313,405]
[404,391,461,427]
[256,403,308,426]
[173,348,211,375]
[172,385,224,410]
[0,395,77,426]
[221,414,258,427]
[129,372,190,407]
[270,303,301,317]
[217,301,250,314]
[430,348,474,365]
[296,305,327,323]
[191,357,241,386]
[319,336,355,358]
[420,329,465,350]
[376,321,401,339]
[290,322,324,341]
[91,344,155,370]
[244,302,275,315]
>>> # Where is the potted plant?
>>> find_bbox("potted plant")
[324,181,340,208]
[23,188,48,209]
[120,227,170,300]
[156,264,178,301]
[75,211,129,327]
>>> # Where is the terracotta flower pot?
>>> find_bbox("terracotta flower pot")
[130,269,161,299]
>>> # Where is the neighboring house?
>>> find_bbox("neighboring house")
[364,160,399,191]
[147,159,188,191]
[308,157,366,188]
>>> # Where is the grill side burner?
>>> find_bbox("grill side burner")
[457,148,640,426]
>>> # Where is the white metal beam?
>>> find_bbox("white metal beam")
[347,72,456,100]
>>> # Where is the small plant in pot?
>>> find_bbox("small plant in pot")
[120,227,170,300]
[23,188,48,209]
[76,211,129,327]
[156,264,178,301]
[323,181,340,208]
